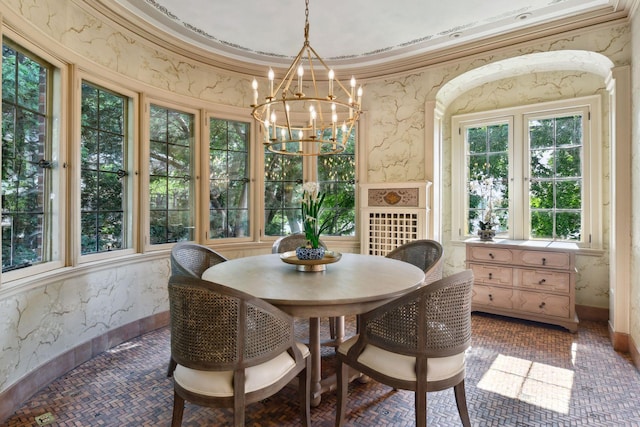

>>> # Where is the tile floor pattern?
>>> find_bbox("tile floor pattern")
[4,313,640,426]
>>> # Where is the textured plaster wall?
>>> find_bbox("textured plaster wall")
[0,0,634,398]
[630,5,640,352]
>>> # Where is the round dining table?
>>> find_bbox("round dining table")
[202,252,425,406]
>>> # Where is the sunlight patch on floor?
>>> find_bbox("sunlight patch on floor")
[477,354,574,414]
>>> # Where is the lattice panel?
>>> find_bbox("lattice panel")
[365,212,420,256]
[360,182,431,256]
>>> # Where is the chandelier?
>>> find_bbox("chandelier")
[250,0,362,156]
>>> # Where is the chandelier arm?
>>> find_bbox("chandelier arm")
[272,46,307,98]
[282,99,294,140]
[306,43,358,101]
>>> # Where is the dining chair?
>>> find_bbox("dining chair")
[167,242,229,377]
[170,241,228,279]
[335,269,474,427]
[385,239,444,285]
[272,234,344,343]
[168,275,311,427]
[271,233,327,254]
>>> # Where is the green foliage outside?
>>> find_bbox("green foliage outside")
[1,43,48,271]
[80,82,127,254]
[209,118,250,238]
[466,115,583,241]
[263,127,356,238]
[149,105,194,244]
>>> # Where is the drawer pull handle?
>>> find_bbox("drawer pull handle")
[489,253,495,259]
[542,257,546,266]
[539,302,546,309]
[538,279,546,285]
[488,273,493,280]
[488,294,493,301]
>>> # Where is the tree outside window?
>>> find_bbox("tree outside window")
[263,127,356,238]
[1,42,51,271]
[466,123,509,236]
[209,118,250,239]
[453,98,594,245]
[528,115,583,241]
[148,104,194,244]
[80,82,129,254]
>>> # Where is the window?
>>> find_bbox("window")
[80,82,131,254]
[317,128,356,236]
[208,117,250,239]
[1,41,59,272]
[148,104,195,244]
[263,150,303,236]
[263,127,356,238]
[452,96,601,247]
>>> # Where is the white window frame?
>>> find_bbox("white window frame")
[75,73,138,263]
[203,108,256,244]
[140,98,200,252]
[452,95,602,248]
[1,35,68,282]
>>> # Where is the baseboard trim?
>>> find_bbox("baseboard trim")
[0,311,170,424]
[630,334,640,372]
[608,321,630,353]
[575,304,609,322]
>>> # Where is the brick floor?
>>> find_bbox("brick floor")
[4,313,640,426]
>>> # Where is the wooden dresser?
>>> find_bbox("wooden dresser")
[465,240,578,332]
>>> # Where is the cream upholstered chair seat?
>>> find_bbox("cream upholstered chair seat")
[174,342,309,397]
[337,338,464,383]
[169,275,310,427]
[335,270,474,427]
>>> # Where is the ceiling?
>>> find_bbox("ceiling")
[106,0,634,76]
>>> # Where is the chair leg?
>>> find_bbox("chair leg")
[167,357,177,377]
[415,387,427,427]
[171,392,185,427]
[335,359,349,427]
[299,357,311,427]
[454,380,471,427]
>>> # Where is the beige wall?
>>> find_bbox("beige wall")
[630,4,640,357]
[0,0,636,402]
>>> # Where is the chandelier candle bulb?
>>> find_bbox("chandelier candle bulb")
[297,65,304,95]
[270,111,277,140]
[298,130,303,152]
[350,76,356,100]
[328,69,334,98]
[268,68,274,99]
[251,78,258,106]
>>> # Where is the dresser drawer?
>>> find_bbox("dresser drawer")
[514,290,570,318]
[472,285,513,310]
[468,263,512,286]
[518,269,571,293]
[468,246,513,263]
[518,250,571,270]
